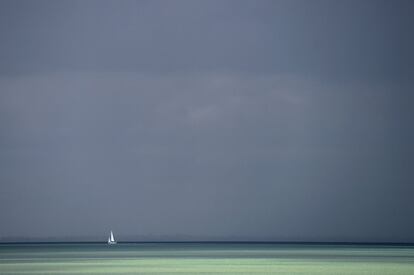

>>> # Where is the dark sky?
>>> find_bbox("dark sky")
[0,0,413,242]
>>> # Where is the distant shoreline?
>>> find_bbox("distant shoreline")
[1,241,413,246]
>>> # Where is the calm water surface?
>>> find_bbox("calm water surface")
[1,243,413,274]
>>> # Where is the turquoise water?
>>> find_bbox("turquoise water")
[1,243,414,274]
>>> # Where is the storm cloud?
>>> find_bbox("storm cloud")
[0,0,413,242]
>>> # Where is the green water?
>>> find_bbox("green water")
[1,243,413,274]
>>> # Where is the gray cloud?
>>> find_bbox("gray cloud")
[0,72,412,241]
[0,0,413,242]
[0,0,412,78]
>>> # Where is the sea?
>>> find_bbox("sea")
[1,242,413,274]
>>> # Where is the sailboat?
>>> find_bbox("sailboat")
[107,230,117,245]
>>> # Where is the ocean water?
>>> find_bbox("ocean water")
[0,243,413,274]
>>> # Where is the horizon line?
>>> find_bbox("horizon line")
[1,240,413,246]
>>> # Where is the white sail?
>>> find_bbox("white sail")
[110,231,115,242]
